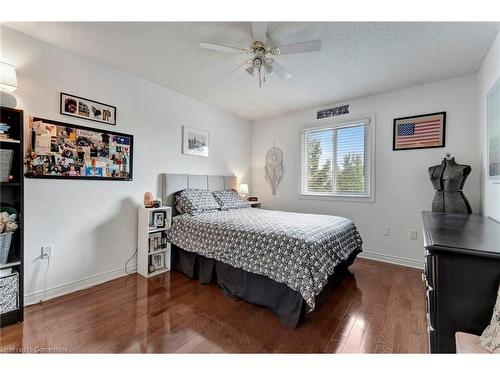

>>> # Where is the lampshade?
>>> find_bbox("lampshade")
[0,62,18,93]
[238,184,249,195]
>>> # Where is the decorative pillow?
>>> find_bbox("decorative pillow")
[212,189,249,210]
[479,284,500,352]
[175,189,220,215]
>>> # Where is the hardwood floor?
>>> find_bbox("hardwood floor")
[0,258,427,353]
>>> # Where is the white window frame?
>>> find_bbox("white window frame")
[298,113,376,203]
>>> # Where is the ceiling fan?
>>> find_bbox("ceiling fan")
[200,22,321,87]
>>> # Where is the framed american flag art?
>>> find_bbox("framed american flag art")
[393,112,446,151]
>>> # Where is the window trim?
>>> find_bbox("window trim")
[298,113,376,203]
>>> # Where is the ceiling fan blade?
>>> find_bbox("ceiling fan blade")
[228,60,251,77]
[200,42,248,54]
[251,22,268,42]
[271,40,321,55]
[269,59,292,80]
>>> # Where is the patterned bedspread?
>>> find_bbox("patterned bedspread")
[167,208,363,310]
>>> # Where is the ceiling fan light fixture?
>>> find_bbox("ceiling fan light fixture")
[201,22,320,87]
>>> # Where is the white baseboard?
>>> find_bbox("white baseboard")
[358,250,424,269]
[24,264,137,306]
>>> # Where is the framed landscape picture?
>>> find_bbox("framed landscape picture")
[60,92,116,126]
[182,126,209,157]
[26,117,133,180]
[393,112,446,151]
[488,78,500,182]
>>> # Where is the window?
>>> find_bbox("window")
[300,117,373,199]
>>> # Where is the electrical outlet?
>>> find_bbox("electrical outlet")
[409,230,418,240]
[382,227,390,236]
[41,245,54,258]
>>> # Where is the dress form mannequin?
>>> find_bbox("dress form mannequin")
[429,158,446,211]
[428,154,472,214]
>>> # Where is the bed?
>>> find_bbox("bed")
[162,173,363,328]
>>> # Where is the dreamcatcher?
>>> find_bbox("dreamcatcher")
[265,142,283,195]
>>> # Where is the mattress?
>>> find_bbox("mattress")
[168,207,363,311]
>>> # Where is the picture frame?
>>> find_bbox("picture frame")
[26,117,133,181]
[148,232,162,252]
[182,126,209,157]
[487,78,500,182]
[152,252,166,270]
[393,112,446,151]
[151,211,166,229]
[60,92,116,126]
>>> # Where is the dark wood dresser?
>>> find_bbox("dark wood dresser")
[422,211,500,353]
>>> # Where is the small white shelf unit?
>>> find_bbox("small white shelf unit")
[137,206,172,278]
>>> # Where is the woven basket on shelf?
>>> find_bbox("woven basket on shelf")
[0,232,13,264]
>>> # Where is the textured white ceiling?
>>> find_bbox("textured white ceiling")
[5,22,499,120]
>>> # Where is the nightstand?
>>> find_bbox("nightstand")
[248,201,261,208]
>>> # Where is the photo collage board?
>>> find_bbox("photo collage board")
[27,117,133,180]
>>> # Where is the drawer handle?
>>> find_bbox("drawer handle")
[426,313,435,331]
[422,274,434,290]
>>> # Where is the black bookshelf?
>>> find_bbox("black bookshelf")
[0,106,24,328]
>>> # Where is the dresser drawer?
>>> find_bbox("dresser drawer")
[0,273,19,314]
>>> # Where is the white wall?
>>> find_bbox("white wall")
[478,30,500,222]
[0,27,252,303]
[252,75,480,267]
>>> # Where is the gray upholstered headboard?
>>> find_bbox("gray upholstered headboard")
[160,173,237,215]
